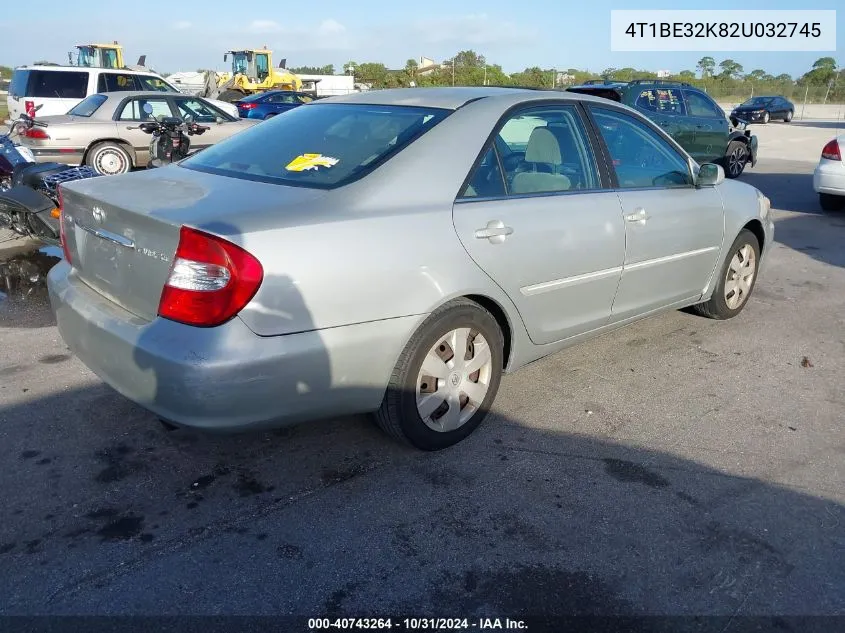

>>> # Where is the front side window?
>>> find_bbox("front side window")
[591,107,693,189]
[635,88,686,116]
[267,93,299,104]
[68,94,107,117]
[494,105,600,194]
[175,98,227,123]
[685,91,722,118]
[182,103,450,189]
[28,71,88,99]
[118,98,172,121]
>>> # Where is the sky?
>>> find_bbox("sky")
[2,0,842,78]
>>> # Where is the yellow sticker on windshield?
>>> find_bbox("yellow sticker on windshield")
[285,153,339,172]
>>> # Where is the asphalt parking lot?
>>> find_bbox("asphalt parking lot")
[1,119,844,625]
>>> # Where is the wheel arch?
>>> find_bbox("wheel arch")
[463,293,513,371]
[83,138,137,168]
[742,218,766,252]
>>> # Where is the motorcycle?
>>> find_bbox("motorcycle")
[0,107,100,247]
[134,103,209,168]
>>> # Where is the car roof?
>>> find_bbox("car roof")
[315,86,610,110]
[14,65,161,76]
[95,90,201,101]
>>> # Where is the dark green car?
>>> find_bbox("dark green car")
[567,80,758,178]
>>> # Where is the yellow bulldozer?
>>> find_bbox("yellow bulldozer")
[216,48,303,102]
[71,41,148,70]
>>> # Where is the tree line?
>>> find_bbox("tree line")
[339,52,844,102]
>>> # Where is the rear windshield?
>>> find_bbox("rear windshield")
[182,103,451,189]
[13,70,88,99]
[68,94,107,117]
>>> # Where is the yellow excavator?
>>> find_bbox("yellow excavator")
[216,48,303,102]
[71,42,148,70]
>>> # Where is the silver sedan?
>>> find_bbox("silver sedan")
[47,87,774,450]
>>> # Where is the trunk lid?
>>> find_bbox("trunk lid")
[60,165,327,321]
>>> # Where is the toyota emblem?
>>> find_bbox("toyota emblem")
[92,206,106,224]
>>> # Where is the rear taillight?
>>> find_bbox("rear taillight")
[158,226,263,327]
[238,103,257,110]
[58,186,72,264]
[25,100,35,118]
[24,128,49,139]
[822,139,842,161]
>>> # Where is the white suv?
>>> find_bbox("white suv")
[6,65,239,120]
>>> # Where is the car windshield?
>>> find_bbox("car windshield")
[68,94,107,117]
[742,97,773,106]
[181,103,451,189]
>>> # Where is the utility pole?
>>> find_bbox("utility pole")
[452,58,455,86]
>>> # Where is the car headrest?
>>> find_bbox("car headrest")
[524,127,561,165]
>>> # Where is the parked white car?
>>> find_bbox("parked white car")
[6,65,239,121]
[813,136,845,212]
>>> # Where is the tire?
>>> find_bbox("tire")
[218,89,245,103]
[785,110,793,122]
[375,298,504,450]
[819,193,845,212]
[722,140,748,179]
[692,229,761,320]
[263,113,277,120]
[763,112,770,124]
[86,142,132,176]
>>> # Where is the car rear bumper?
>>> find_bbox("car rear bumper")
[813,160,845,195]
[48,261,422,431]
[27,148,85,166]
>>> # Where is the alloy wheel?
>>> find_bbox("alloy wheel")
[728,146,747,177]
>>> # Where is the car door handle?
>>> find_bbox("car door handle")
[625,208,650,224]
[475,220,513,243]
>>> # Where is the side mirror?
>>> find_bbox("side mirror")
[697,163,724,187]
[142,103,154,115]
[184,113,194,124]
[215,116,225,124]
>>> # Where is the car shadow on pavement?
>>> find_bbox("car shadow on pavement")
[1,236,844,621]
[772,210,845,269]
[739,170,819,215]
[0,381,844,622]
[790,121,845,131]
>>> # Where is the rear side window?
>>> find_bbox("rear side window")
[98,73,140,92]
[68,94,107,117]
[182,103,451,189]
[635,88,686,115]
[9,70,30,97]
[26,71,88,98]
[136,75,175,92]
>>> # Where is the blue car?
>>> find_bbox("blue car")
[234,91,314,120]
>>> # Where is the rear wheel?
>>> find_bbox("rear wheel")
[263,113,277,120]
[86,142,132,176]
[693,229,760,320]
[375,299,504,450]
[723,141,748,179]
[820,193,845,212]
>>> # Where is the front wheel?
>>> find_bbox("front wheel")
[692,229,761,320]
[763,112,770,124]
[86,142,132,176]
[819,193,845,212]
[375,299,504,450]
[785,110,793,122]
[722,140,748,179]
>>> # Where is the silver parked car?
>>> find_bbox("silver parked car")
[18,91,257,176]
[48,87,774,450]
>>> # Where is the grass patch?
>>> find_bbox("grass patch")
[0,102,8,121]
